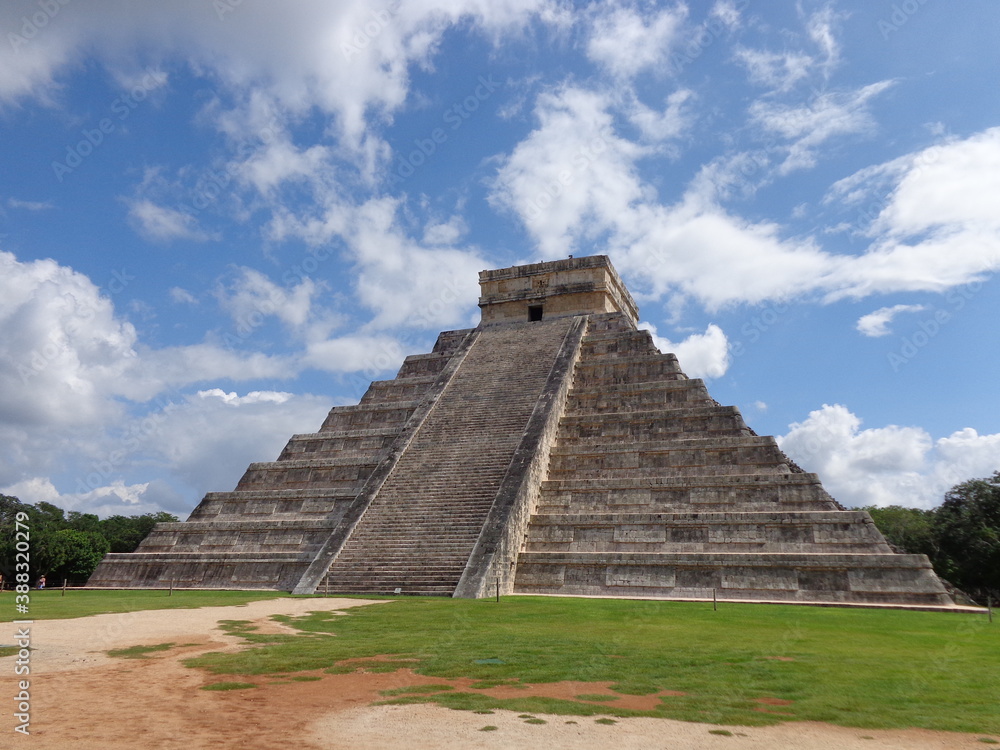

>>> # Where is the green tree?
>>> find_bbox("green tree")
[67,511,102,534]
[99,511,177,553]
[862,505,937,557]
[933,471,1000,602]
[44,529,111,583]
[1,495,175,585]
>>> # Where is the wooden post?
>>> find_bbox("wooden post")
[324,576,329,597]
[62,579,67,597]
[496,576,500,603]
[713,588,717,611]
[169,578,174,597]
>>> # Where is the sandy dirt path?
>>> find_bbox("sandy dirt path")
[0,597,994,750]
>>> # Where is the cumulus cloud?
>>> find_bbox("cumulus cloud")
[1,477,61,505]
[586,4,687,79]
[823,128,1000,299]
[856,304,925,337]
[0,250,138,431]
[639,322,730,379]
[778,404,1000,508]
[489,84,645,258]
[270,195,484,331]
[627,88,693,142]
[491,76,1000,312]
[0,250,315,513]
[0,0,557,151]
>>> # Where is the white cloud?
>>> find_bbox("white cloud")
[491,80,1000,312]
[7,198,53,211]
[489,84,646,258]
[639,322,730,379]
[856,304,925,337]
[868,129,1000,239]
[734,47,813,92]
[271,195,484,331]
[169,287,198,305]
[302,334,406,375]
[749,80,894,174]
[627,88,693,142]
[197,388,293,406]
[127,199,216,243]
[0,0,558,150]
[0,250,305,503]
[129,345,297,400]
[710,1,742,31]
[237,139,331,195]
[586,4,688,80]
[823,128,1000,300]
[778,404,1000,509]
[1,477,61,505]
[216,267,319,332]
[0,250,138,431]
[805,5,842,78]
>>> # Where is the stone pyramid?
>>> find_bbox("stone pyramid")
[89,255,952,607]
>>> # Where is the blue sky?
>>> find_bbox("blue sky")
[1,0,998,518]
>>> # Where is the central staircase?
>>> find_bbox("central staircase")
[319,318,577,595]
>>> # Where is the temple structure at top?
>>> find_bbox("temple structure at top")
[89,255,953,608]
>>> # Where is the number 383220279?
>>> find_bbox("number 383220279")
[14,511,32,594]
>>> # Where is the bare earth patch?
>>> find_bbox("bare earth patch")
[0,598,994,750]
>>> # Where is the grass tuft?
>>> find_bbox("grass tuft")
[380,685,454,696]
[479,726,498,732]
[201,681,257,691]
[595,718,617,725]
[107,642,174,659]
[709,729,733,736]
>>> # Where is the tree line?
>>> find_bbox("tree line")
[863,471,1000,605]
[0,494,177,586]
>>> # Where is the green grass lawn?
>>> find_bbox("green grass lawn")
[5,589,996,734]
[0,588,292,621]
[179,595,999,734]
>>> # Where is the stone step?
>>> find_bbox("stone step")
[522,511,892,554]
[395,352,454,378]
[565,382,714,414]
[279,431,399,460]
[537,473,838,513]
[320,401,420,432]
[550,435,779,455]
[358,376,438,404]
[322,317,577,595]
[513,551,952,605]
[571,358,687,386]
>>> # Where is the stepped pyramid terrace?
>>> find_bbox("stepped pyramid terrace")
[89,255,954,607]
